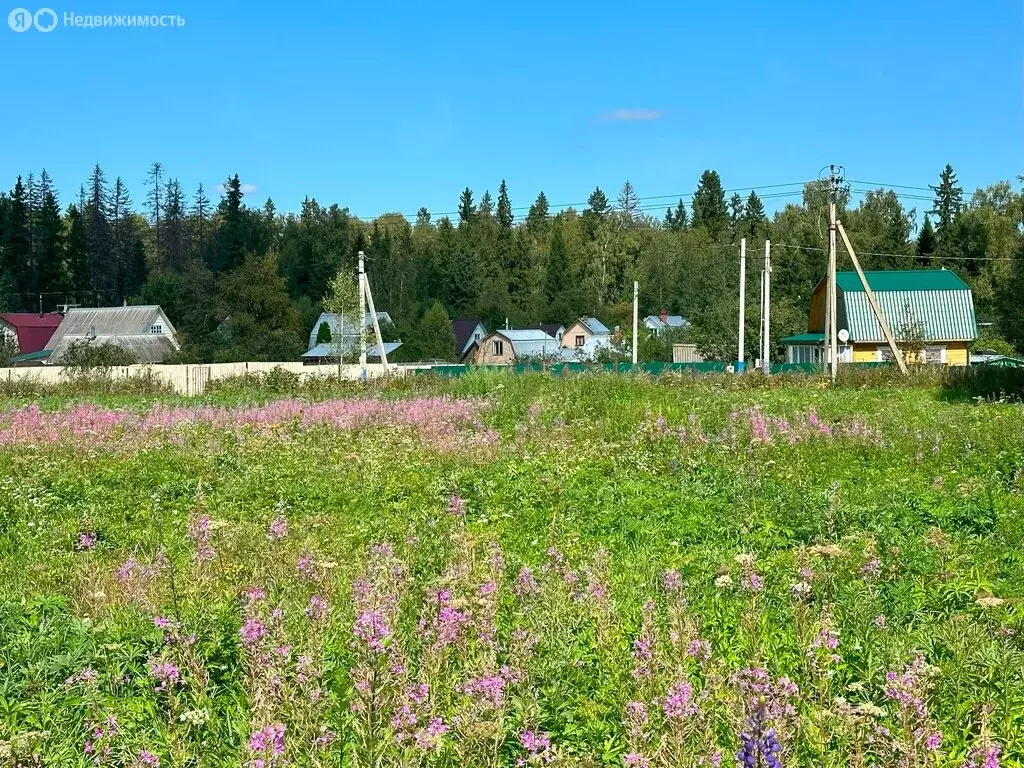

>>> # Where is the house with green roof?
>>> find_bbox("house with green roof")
[782,269,977,366]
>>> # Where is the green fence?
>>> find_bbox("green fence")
[414,361,822,377]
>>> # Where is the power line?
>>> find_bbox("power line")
[774,242,1013,262]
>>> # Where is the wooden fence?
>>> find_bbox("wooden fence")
[0,362,396,396]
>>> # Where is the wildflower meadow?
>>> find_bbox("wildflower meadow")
[1,372,1023,767]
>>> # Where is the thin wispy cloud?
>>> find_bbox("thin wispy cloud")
[599,108,665,122]
[218,181,259,195]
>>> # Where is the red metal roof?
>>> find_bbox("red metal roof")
[0,313,64,354]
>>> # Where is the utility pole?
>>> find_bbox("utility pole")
[827,165,842,383]
[631,280,639,366]
[737,238,746,372]
[363,262,391,375]
[358,250,367,381]
[762,239,771,374]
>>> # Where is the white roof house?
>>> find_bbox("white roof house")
[303,311,401,360]
[45,306,179,363]
[644,312,690,335]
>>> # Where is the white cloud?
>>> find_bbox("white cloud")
[599,108,665,122]
[217,181,259,195]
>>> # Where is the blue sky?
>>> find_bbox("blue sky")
[4,0,1021,221]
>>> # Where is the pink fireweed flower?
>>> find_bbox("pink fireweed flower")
[662,681,697,720]
[240,617,268,648]
[153,616,175,630]
[460,673,506,709]
[64,666,99,687]
[353,609,391,651]
[77,532,97,550]
[874,614,887,628]
[414,717,448,751]
[296,552,317,581]
[686,639,712,662]
[148,660,180,691]
[860,557,882,579]
[305,594,329,622]
[137,750,160,766]
[267,515,288,541]
[624,754,651,767]
[248,723,286,766]
[663,569,684,592]
[242,586,266,605]
[925,731,943,751]
[514,566,540,597]
[186,514,215,561]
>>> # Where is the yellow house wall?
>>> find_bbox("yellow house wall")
[474,335,516,365]
[851,340,971,366]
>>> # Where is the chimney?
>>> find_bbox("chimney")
[659,308,668,324]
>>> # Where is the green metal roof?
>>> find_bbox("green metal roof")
[981,356,1024,368]
[835,269,969,293]
[828,269,977,343]
[9,349,52,363]
[781,332,825,344]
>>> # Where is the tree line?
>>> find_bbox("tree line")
[0,162,1021,362]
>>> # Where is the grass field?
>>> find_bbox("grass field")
[2,372,1023,767]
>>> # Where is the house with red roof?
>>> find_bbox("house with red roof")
[0,313,63,356]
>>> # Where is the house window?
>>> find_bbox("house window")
[150,323,163,334]
[924,345,946,364]
[492,340,504,356]
[575,335,585,348]
[877,346,897,362]
[789,345,822,365]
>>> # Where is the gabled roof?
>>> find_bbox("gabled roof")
[452,319,486,355]
[538,323,565,338]
[644,315,689,330]
[574,316,610,335]
[485,329,560,359]
[308,312,393,350]
[0,312,63,354]
[45,306,179,363]
[827,269,976,343]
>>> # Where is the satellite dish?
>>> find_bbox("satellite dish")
[838,329,850,343]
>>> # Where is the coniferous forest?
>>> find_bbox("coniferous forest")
[0,163,1021,362]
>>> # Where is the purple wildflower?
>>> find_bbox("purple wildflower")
[77,532,97,550]
[447,495,467,518]
[240,617,268,648]
[148,660,180,692]
[515,566,540,597]
[305,594,329,622]
[267,515,288,541]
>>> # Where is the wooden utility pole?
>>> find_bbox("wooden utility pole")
[762,239,772,373]
[836,220,909,375]
[738,238,746,372]
[631,280,639,366]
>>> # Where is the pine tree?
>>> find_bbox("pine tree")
[527,191,549,229]
[458,188,476,224]
[583,187,610,239]
[496,180,513,231]
[415,207,431,227]
[916,215,936,265]
[691,170,729,238]
[930,163,963,238]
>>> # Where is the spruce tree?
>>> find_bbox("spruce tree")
[162,179,187,271]
[146,162,164,266]
[587,187,610,215]
[930,164,963,238]
[527,191,549,229]
[190,183,210,265]
[742,191,766,237]
[457,188,476,224]
[691,170,729,238]
[65,204,91,297]
[213,174,246,271]
[415,207,431,227]
[916,215,936,265]
[496,180,513,231]
[35,184,64,297]
[3,177,32,303]
[478,191,494,218]
[664,199,687,231]
[86,164,114,297]
[616,180,640,224]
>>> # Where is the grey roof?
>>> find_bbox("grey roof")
[302,341,402,359]
[46,306,179,363]
[490,330,560,359]
[644,315,689,330]
[577,317,610,335]
[308,312,393,350]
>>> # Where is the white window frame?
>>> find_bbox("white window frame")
[924,345,946,364]
[574,334,585,348]
[149,323,163,334]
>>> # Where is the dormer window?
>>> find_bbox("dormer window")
[150,323,163,334]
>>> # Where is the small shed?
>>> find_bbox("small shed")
[474,329,561,365]
[0,313,64,355]
[671,344,705,364]
[561,316,612,360]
